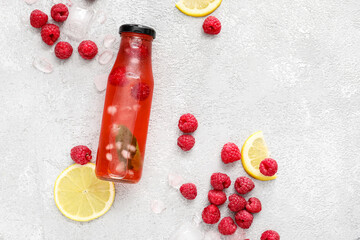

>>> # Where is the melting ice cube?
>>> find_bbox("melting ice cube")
[62,6,94,40]
[33,57,53,73]
[150,200,166,214]
[103,35,116,48]
[94,74,107,92]
[171,222,203,240]
[168,173,184,189]
[98,50,114,65]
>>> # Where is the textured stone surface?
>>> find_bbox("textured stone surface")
[1,0,360,239]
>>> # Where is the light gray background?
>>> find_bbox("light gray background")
[1,0,360,239]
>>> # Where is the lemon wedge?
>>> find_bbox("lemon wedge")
[54,163,115,222]
[241,131,277,181]
[176,0,222,17]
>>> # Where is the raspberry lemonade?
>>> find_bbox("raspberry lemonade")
[96,24,156,183]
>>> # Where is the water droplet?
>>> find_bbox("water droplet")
[98,50,114,65]
[33,57,53,74]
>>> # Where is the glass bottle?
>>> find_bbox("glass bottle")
[95,24,156,183]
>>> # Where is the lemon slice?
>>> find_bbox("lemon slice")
[176,0,222,17]
[241,131,277,181]
[54,163,115,222]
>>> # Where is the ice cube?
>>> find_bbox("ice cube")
[168,173,184,189]
[107,106,117,115]
[150,200,166,214]
[62,6,94,40]
[115,142,122,150]
[24,0,38,5]
[98,50,114,65]
[129,37,142,49]
[106,153,113,161]
[171,222,203,240]
[103,35,116,48]
[105,144,114,150]
[130,58,140,65]
[33,57,53,73]
[203,230,221,240]
[121,150,131,159]
[94,74,107,92]
[132,104,141,111]
[126,72,140,80]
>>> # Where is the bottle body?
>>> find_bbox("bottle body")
[96,31,154,183]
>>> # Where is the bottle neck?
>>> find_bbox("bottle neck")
[119,32,153,65]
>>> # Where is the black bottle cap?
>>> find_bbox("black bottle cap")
[119,24,156,39]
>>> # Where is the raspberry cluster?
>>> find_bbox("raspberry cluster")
[201,174,264,236]
[177,113,198,151]
[29,5,98,61]
[174,116,279,237]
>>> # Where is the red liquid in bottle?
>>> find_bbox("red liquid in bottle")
[96,25,155,183]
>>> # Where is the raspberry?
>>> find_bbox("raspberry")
[261,230,280,240]
[70,145,92,165]
[30,10,48,28]
[78,40,98,60]
[228,194,246,212]
[41,24,60,46]
[202,204,221,224]
[180,183,197,200]
[234,176,255,194]
[235,210,253,229]
[51,3,69,22]
[202,16,222,35]
[218,217,237,235]
[246,197,262,213]
[109,67,127,86]
[54,41,73,59]
[131,83,151,101]
[260,158,278,176]
[208,190,226,206]
[177,135,195,151]
[221,142,241,164]
[178,113,198,133]
[210,172,231,190]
